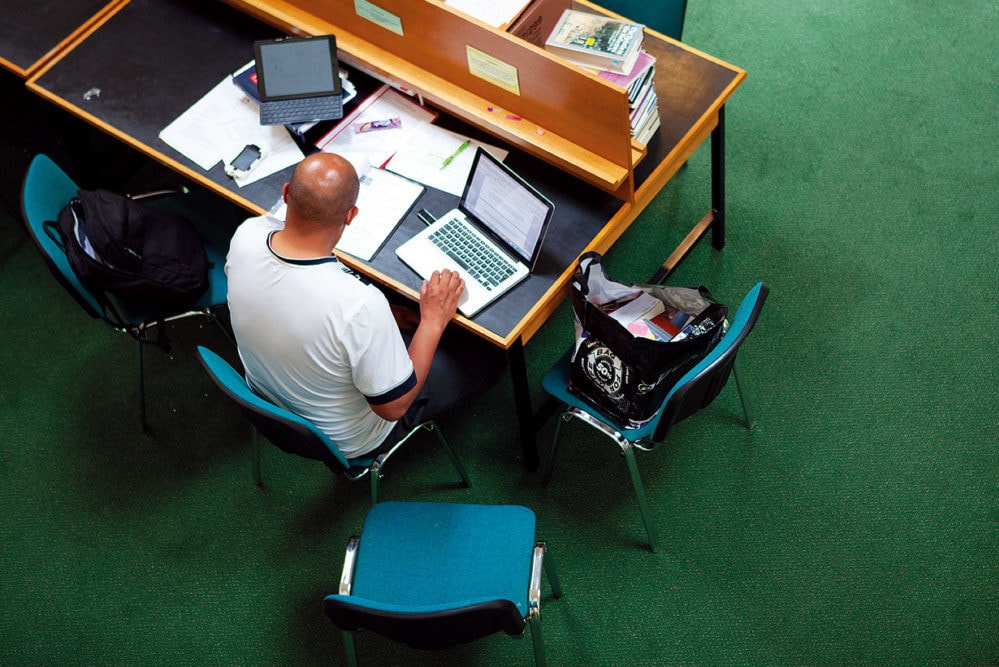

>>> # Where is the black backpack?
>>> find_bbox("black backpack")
[47,189,210,307]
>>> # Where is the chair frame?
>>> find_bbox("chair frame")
[333,533,562,666]
[543,283,769,552]
[20,153,232,432]
[197,346,471,505]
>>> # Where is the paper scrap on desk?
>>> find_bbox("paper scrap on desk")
[158,75,303,185]
[315,85,437,168]
[384,124,508,196]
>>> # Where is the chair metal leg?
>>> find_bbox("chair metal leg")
[622,446,660,553]
[251,428,262,487]
[542,413,568,486]
[732,360,756,430]
[136,339,148,433]
[427,422,472,488]
[369,468,380,506]
[526,542,560,666]
[340,630,358,667]
[528,615,548,667]
[542,546,563,599]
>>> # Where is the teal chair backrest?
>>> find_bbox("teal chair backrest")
[20,154,105,318]
[599,0,688,41]
[196,346,354,472]
[643,281,767,441]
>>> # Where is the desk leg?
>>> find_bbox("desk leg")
[650,105,729,285]
[711,105,726,250]
[507,339,539,471]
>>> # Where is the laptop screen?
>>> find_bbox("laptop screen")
[253,35,341,101]
[460,148,554,268]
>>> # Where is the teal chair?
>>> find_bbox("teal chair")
[541,282,768,552]
[600,0,688,41]
[324,501,563,666]
[20,153,232,431]
[195,347,471,504]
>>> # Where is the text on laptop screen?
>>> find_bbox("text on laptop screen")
[257,39,338,99]
[462,151,551,262]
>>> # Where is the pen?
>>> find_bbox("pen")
[440,140,470,169]
[417,209,437,226]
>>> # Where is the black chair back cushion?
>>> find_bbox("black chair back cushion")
[324,597,526,650]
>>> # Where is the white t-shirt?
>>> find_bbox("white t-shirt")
[225,214,416,458]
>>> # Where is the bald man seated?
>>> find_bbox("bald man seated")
[225,152,505,459]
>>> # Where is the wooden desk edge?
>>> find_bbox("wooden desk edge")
[10,0,128,81]
[25,0,746,356]
[222,0,634,196]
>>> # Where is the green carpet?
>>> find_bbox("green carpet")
[1,0,997,664]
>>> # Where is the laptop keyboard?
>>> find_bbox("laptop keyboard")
[428,217,517,290]
[259,95,342,125]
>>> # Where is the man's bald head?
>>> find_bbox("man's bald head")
[285,153,360,228]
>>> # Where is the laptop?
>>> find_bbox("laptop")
[252,35,343,125]
[396,148,555,317]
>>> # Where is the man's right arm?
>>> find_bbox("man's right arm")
[369,269,464,422]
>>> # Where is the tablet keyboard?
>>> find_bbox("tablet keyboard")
[259,95,342,125]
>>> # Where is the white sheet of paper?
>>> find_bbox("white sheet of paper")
[384,124,508,196]
[336,168,424,260]
[315,85,437,168]
[158,75,303,186]
[445,0,530,27]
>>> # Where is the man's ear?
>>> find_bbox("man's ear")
[343,206,359,226]
[282,182,290,203]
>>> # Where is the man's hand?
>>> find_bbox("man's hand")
[419,269,464,332]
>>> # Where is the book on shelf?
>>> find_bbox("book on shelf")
[634,106,661,145]
[597,49,659,142]
[598,50,655,100]
[630,82,657,129]
[544,8,644,75]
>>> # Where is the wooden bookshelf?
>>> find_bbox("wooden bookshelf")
[221,0,641,200]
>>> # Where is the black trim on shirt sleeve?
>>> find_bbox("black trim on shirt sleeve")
[366,371,417,405]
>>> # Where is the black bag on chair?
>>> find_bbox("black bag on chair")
[568,252,727,428]
[48,189,209,306]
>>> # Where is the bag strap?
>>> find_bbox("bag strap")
[573,251,602,297]
[43,220,67,252]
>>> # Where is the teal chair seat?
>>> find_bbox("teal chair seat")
[325,501,562,665]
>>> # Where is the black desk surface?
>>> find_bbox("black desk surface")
[29,0,626,341]
[1,0,116,76]
[28,0,738,342]
[31,0,287,208]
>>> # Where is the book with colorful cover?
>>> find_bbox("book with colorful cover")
[544,9,644,74]
[598,50,655,96]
